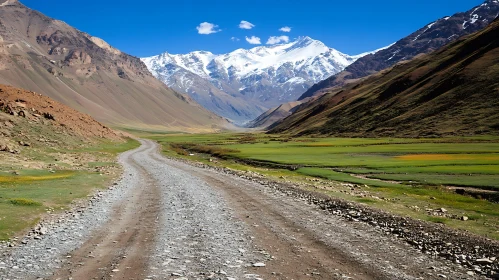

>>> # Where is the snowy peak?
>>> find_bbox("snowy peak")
[143,37,362,81]
[141,37,383,123]
[285,36,326,51]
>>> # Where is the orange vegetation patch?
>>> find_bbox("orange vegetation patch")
[396,154,499,161]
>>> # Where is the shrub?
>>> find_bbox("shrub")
[9,198,42,206]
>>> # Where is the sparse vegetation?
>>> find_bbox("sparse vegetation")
[0,138,139,240]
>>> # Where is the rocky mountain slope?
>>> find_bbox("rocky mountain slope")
[0,83,125,166]
[269,17,499,137]
[142,37,384,123]
[0,0,228,132]
[298,0,499,101]
[0,84,120,140]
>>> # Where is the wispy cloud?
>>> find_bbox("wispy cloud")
[266,35,289,45]
[231,37,240,42]
[245,36,261,45]
[196,22,221,35]
[279,26,292,32]
[239,20,255,30]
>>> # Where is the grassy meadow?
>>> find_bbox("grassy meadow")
[0,138,139,240]
[145,132,499,239]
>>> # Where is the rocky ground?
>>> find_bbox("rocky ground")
[0,139,497,279]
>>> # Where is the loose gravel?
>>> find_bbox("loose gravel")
[135,140,263,280]
[0,140,263,280]
[0,142,144,279]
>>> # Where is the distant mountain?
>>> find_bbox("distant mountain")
[298,0,499,101]
[269,17,499,137]
[246,100,304,129]
[0,0,228,132]
[142,37,385,123]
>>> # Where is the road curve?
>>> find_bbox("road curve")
[0,140,480,280]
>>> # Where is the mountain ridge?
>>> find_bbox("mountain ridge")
[0,0,229,132]
[297,0,499,101]
[269,17,499,137]
[142,37,385,123]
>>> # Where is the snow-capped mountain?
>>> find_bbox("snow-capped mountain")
[298,0,499,101]
[142,37,380,123]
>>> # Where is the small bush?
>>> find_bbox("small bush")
[9,198,42,206]
[238,135,257,144]
[169,144,189,156]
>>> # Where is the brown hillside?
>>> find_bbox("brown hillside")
[0,84,120,140]
[270,18,499,137]
[0,0,228,132]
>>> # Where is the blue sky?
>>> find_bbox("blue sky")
[21,0,484,57]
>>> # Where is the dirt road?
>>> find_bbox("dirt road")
[0,140,480,279]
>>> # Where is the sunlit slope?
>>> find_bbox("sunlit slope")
[270,18,499,137]
[0,0,229,132]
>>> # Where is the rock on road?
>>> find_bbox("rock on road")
[0,140,481,279]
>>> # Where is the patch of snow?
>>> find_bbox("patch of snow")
[462,20,468,29]
[285,77,306,84]
[470,6,481,15]
[443,16,450,20]
[470,14,479,24]
[387,50,400,61]
[427,22,437,29]
[351,43,394,59]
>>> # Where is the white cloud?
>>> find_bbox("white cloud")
[196,22,220,35]
[266,35,289,45]
[231,37,240,42]
[239,20,255,30]
[279,26,292,32]
[245,36,261,45]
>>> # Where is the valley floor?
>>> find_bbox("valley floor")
[0,140,486,279]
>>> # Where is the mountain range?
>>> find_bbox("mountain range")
[269,17,499,137]
[298,0,499,101]
[0,0,228,132]
[142,37,385,123]
[251,0,499,129]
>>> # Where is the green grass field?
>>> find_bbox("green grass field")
[151,133,499,190]
[147,132,499,239]
[0,138,139,240]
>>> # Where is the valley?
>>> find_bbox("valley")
[142,37,384,123]
[0,0,498,279]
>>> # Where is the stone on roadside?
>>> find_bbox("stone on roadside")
[475,258,493,265]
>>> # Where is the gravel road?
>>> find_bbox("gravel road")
[0,140,488,279]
